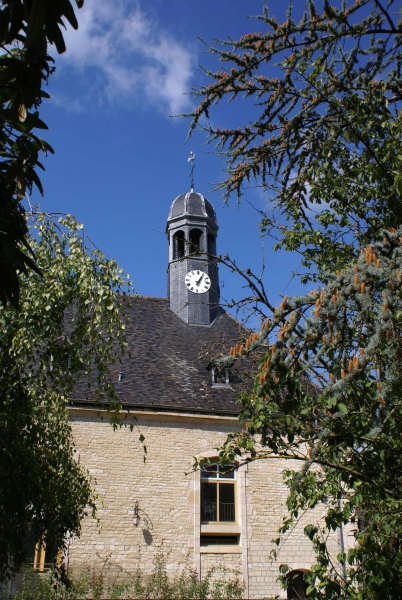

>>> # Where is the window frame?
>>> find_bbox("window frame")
[50,347,72,371]
[33,540,47,572]
[200,534,239,547]
[23,532,61,573]
[200,464,237,524]
[211,367,230,388]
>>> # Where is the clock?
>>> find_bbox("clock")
[185,270,211,294]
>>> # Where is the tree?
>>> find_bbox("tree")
[213,233,402,599]
[0,0,84,307]
[0,212,135,581]
[187,0,402,281]
[188,1,402,598]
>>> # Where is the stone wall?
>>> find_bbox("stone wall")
[246,459,335,598]
[69,409,240,574]
[69,407,342,599]
[200,552,242,582]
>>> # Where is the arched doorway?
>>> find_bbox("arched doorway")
[287,570,309,599]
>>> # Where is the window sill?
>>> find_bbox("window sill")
[201,523,240,534]
[200,545,241,554]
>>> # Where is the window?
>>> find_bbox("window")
[188,228,202,254]
[50,347,72,371]
[200,535,238,546]
[211,367,230,388]
[173,231,185,259]
[23,530,59,572]
[201,464,236,523]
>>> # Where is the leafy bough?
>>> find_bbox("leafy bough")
[212,228,402,598]
[0,212,143,581]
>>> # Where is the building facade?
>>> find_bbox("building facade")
[17,192,346,598]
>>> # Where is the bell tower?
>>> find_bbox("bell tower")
[166,191,220,326]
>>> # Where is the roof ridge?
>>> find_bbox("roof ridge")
[124,295,168,300]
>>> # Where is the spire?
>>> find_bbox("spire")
[187,151,195,193]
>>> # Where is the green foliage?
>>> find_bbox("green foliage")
[0,212,135,582]
[187,0,402,281]
[12,552,245,599]
[214,229,402,598]
[0,0,83,307]
[188,1,402,597]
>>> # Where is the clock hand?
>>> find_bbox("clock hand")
[196,274,204,286]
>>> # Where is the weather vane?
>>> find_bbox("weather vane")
[187,151,195,192]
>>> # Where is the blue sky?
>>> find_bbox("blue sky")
[29,0,310,323]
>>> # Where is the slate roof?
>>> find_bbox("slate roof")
[168,192,216,222]
[71,296,247,416]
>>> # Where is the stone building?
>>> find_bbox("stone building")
[18,191,345,598]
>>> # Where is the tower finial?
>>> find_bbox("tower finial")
[187,151,195,192]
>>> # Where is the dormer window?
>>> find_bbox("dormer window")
[211,367,230,388]
[50,348,72,371]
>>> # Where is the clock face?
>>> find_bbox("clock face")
[185,270,211,294]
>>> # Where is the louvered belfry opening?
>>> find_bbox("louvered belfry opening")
[173,230,185,259]
[207,233,216,256]
[188,228,202,255]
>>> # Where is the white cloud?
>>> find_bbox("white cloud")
[53,0,195,114]
[287,169,332,215]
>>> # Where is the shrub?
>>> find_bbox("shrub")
[11,551,244,600]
